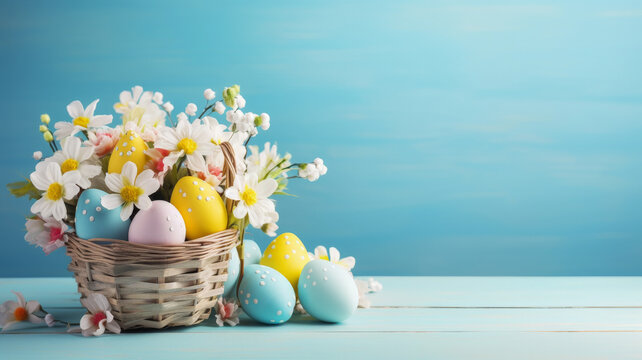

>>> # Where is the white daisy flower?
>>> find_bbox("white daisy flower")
[114,86,166,131]
[308,246,356,272]
[46,136,101,189]
[79,293,121,337]
[224,173,277,228]
[24,217,70,255]
[53,99,113,140]
[101,162,160,221]
[155,118,214,172]
[0,291,42,331]
[246,142,288,179]
[29,162,81,221]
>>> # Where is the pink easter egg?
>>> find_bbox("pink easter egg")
[128,200,186,245]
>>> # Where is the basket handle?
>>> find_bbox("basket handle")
[219,141,238,214]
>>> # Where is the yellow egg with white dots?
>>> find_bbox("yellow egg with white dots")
[170,176,227,240]
[260,233,310,294]
[108,130,148,174]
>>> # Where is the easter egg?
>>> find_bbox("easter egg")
[241,239,261,267]
[298,259,359,323]
[128,200,186,245]
[238,264,296,324]
[222,249,240,298]
[108,130,148,174]
[260,233,309,293]
[75,189,130,240]
[170,176,227,240]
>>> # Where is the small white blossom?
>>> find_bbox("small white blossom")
[214,101,225,114]
[204,88,216,101]
[152,92,163,104]
[177,112,188,122]
[235,95,246,109]
[44,314,55,327]
[185,103,198,116]
[258,113,270,130]
[162,102,174,113]
[33,151,42,161]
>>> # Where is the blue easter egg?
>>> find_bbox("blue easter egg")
[223,249,240,298]
[75,189,130,240]
[238,264,296,324]
[298,259,359,323]
[242,239,262,266]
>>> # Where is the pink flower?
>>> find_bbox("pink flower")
[79,293,120,337]
[86,127,120,157]
[24,217,70,255]
[144,148,171,184]
[214,297,240,327]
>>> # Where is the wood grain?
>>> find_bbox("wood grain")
[1,277,642,359]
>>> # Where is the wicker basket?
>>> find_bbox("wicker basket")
[66,142,241,330]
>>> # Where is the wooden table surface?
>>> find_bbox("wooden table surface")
[1,277,641,359]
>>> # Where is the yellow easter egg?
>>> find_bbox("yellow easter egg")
[108,130,148,174]
[260,233,310,293]
[170,176,227,240]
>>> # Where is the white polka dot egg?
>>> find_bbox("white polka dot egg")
[128,200,186,245]
[238,264,296,325]
[298,259,359,323]
[75,189,130,240]
[107,130,148,175]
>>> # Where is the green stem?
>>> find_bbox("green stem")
[262,158,288,180]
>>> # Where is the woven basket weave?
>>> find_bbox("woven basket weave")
[66,142,240,330]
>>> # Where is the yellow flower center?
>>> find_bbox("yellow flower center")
[120,185,143,203]
[13,307,28,321]
[60,158,79,173]
[46,183,63,201]
[73,116,90,128]
[177,138,197,155]
[241,185,257,206]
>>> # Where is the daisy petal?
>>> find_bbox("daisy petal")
[101,194,124,210]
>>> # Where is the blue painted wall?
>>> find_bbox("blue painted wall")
[1,1,642,276]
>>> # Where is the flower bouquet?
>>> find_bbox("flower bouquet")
[7,85,328,330]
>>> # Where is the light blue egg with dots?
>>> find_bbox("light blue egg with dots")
[238,264,296,325]
[222,249,240,298]
[241,239,262,267]
[75,189,130,240]
[298,259,359,323]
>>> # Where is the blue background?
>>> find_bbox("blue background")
[1,1,641,277]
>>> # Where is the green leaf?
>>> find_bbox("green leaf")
[273,191,297,197]
[7,179,41,200]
